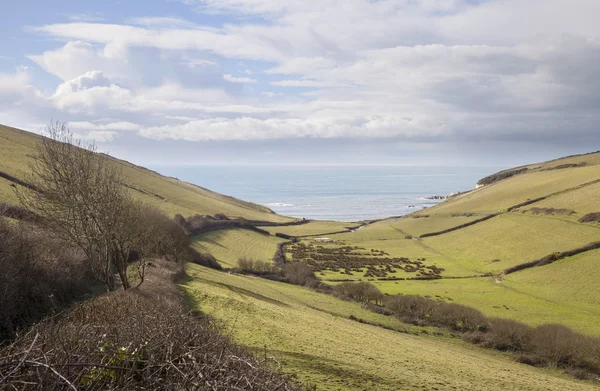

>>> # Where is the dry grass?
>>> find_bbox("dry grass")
[0,261,303,390]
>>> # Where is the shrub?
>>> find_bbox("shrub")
[334,282,383,305]
[477,167,527,186]
[382,294,437,325]
[0,262,303,390]
[237,257,279,275]
[482,318,532,351]
[579,212,600,223]
[189,248,223,270]
[429,302,488,332]
[0,218,96,341]
[282,262,318,286]
[526,324,589,368]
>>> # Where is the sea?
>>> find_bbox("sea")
[149,165,503,222]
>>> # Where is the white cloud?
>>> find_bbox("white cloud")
[10,0,600,150]
[69,121,140,131]
[129,17,196,28]
[51,71,133,112]
[28,41,130,82]
[223,74,258,84]
[140,115,446,141]
[73,130,118,143]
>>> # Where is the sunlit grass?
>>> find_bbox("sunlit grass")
[182,264,595,391]
[191,228,285,268]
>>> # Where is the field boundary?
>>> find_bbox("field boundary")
[419,214,499,238]
[503,241,600,275]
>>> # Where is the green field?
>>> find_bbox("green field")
[182,264,595,391]
[5,123,600,388]
[504,249,600,316]
[264,220,358,237]
[374,276,600,334]
[191,228,285,268]
[0,125,292,222]
[427,165,600,215]
[289,235,476,280]
[521,180,600,217]
[422,213,600,274]
[389,214,484,237]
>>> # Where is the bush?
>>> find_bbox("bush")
[0,218,96,341]
[0,262,303,390]
[282,262,318,286]
[382,294,487,331]
[481,318,532,351]
[237,257,279,275]
[189,248,223,270]
[579,212,600,223]
[429,302,488,332]
[382,294,437,325]
[526,324,589,368]
[334,282,383,305]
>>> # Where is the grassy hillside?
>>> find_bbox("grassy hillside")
[0,124,293,222]
[263,220,358,237]
[504,249,600,315]
[184,150,600,335]
[182,264,595,391]
[191,228,285,268]
[422,213,600,273]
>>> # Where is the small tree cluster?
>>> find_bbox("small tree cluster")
[17,122,188,291]
[383,294,488,331]
[237,257,279,275]
[334,282,383,305]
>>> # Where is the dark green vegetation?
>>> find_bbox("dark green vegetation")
[287,241,444,279]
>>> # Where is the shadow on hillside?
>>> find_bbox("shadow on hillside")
[263,349,396,388]
[184,273,291,308]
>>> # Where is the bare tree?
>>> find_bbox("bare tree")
[16,121,134,291]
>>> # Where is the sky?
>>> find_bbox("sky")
[1,0,599,167]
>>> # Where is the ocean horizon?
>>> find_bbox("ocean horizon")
[149,165,505,221]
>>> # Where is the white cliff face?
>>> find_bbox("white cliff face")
[476,184,485,189]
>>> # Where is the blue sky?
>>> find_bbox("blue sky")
[1,0,599,167]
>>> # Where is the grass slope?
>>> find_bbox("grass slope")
[0,124,292,222]
[521,180,600,217]
[504,249,600,316]
[375,276,600,334]
[182,264,595,391]
[422,213,600,274]
[264,220,358,237]
[191,228,285,268]
[390,214,484,237]
[428,165,600,215]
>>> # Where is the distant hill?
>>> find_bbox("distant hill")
[477,151,600,186]
[0,124,293,223]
